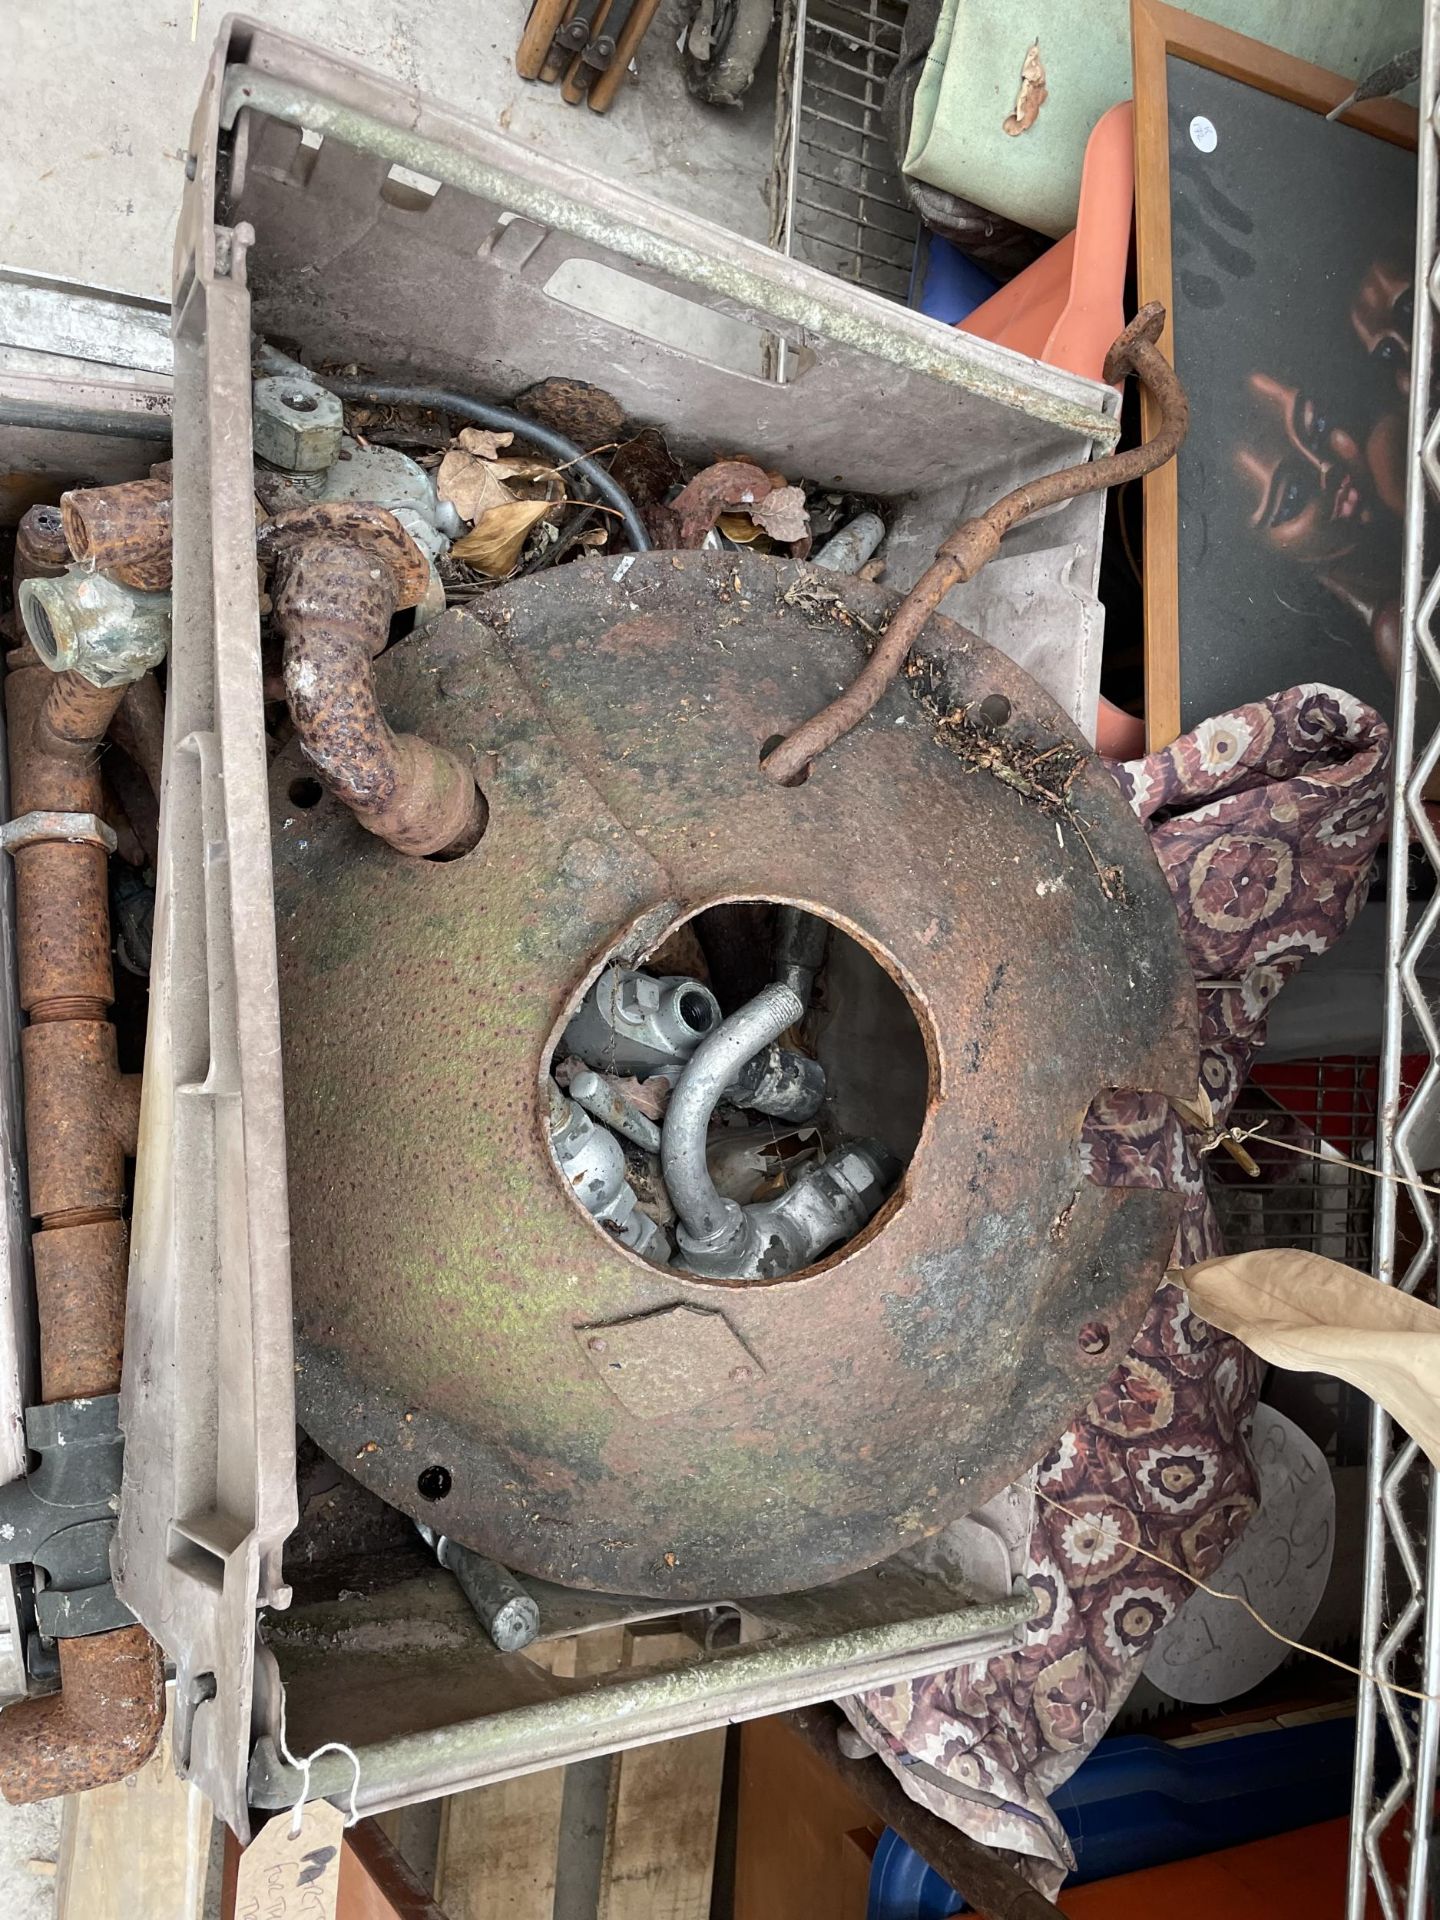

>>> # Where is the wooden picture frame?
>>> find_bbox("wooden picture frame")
[1131,0,1417,748]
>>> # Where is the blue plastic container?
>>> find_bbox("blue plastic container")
[866,1717,1359,1917]
[908,231,999,326]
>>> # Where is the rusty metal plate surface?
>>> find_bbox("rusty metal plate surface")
[269,552,1196,1600]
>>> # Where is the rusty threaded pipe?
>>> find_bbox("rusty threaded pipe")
[6,505,70,667]
[263,503,484,858]
[21,1022,134,1223]
[14,504,69,586]
[32,1220,129,1404]
[761,304,1189,786]
[61,469,173,592]
[35,671,130,765]
[0,616,164,1795]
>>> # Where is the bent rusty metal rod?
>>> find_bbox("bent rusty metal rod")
[761,304,1188,787]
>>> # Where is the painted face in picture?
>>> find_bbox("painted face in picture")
[1351,262,1414,396]
[1230,262,1409,675]
[1233,373,1404,573]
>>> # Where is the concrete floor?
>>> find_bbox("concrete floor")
[0,4,781,1913]
[0,0,777,305]
[0,1796,60,1920]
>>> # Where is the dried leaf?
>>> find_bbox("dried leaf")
[1003,39,1047,136]
[748,485,810,544]
[486,456,560,484]
[451,497,558,576]
[456,427,513,459]
[436,449,515,523]
[717,512,765,545]
[668,460,773,547]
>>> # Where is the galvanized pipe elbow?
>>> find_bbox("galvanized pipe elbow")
[663,983,804,1257]
[265,505,483,859]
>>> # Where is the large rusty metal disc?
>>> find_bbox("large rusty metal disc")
[270,551,1196,1600]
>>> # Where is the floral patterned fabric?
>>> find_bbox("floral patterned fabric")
[841,684,1391,1893]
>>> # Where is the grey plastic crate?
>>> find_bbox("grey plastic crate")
[108,17,1126,1833]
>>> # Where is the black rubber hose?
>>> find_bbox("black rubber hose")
[324,378,652,554]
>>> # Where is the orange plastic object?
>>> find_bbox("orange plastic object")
[1060,1814,1398,1918]
[959,102,1134,385]
[1095,696,1145,759]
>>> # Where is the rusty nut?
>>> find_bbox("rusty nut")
[252,375,344,474]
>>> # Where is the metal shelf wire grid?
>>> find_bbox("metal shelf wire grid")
[1210,1059,1378,1272]
[771,0,919,303]
[1348,15,1440,1916]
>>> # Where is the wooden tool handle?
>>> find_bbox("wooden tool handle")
[516,0,573,80]
[586,0,664,112]
[560,0,611,104]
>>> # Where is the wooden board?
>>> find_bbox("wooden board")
[734,1717,882,1920]
[596,1627,725,1920]
[57,1689,211,1920]
[432,1628,621,1920]
[436,1771,569,1920]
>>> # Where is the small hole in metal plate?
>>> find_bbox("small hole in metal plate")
[417,1464,452,1501]
[288,776,324,809]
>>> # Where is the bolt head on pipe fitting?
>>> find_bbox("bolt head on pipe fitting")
[18,570,170,688]
[252,375,344,473]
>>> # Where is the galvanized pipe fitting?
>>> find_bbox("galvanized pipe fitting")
[261,503,484,859]
[563,967,722,1079]
[18,570,170,693]
[730,1041,826,1123]
[664,984,804,1259]
[548,1087,670,1262]
[568,1069,663,1155]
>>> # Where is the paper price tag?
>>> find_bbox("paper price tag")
[235,1799,344,1920]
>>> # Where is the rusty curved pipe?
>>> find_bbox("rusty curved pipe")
[0,1626,165,1803]
[261,503,485,859]
[761,304,1189,786]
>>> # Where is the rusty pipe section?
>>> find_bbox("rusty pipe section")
[761,304,1188,786]
[10,504,166,803]
[261,502,484,858]
[0,508,167,1801]
[0,1627,165,1803]
[61,467,173,591]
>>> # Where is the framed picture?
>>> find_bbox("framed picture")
[1132,0,1417,747]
